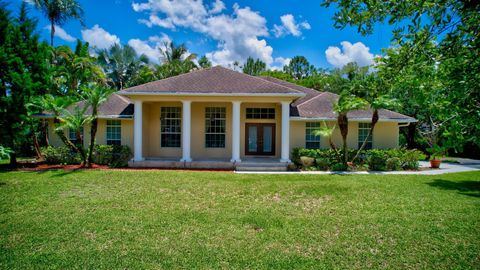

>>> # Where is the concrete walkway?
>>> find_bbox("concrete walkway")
[235,161,480,175]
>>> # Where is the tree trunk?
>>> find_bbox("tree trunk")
[406,122,417,149]
[338,113,349,164]
[351,109,378,163]
[50,23,55,47]
[30,122,43,161]
[86,117,98,167]
[43,120,49,145]
[9,152,17,168]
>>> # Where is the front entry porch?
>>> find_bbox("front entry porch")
[129,98,293,168]
[128,157,288,171]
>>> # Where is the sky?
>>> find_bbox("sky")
[10,0,395,69]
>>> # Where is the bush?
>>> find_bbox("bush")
[291,147,425,171]
[41,146,81,165]
[386,157,402,171]
[93,145,132,168]
[42,145,132,168]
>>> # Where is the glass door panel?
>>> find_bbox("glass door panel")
[248,126,257,152]
[263,126,273,153]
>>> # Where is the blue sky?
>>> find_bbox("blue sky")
[10,0,395,69]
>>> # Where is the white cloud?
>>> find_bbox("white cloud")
[273,14,310,38]
[128,33,172,63]
[132,0,277,67]
[44,25,76,42]
[81,24,120,50]
[325,41,374,68]
[209,0,225,14]
[270,57,291,70]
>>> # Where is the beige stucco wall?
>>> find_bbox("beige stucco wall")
[46,118,134,150]
[139,101,283,159]
[289,120,399,153]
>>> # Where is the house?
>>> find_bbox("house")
[42,66,416,170]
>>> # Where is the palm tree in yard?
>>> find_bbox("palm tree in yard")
[33,94,82,154]
[31,0,84,46]
[351,95,399,162]
[57,106,91,165]
[53,41,105,94]
[97,44,148,89]
[157,42,197,78]
[82,85,112,167]
[334,94,368,164]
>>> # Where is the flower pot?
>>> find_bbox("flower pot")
[430,159,441,169]
[300,156,315,167]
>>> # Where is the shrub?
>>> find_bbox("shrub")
[42,145,132,168]
[291,147,425,171]
[315,158,330,170]
[366,149,388,171]
[93,145,132,168]
[41,146,81,165]
[400,149,426,170]
[386,157,402,171]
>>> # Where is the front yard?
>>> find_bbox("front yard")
[1,170,479,269]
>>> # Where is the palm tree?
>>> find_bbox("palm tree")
[31,0,84,46]
[57,106,91,165]
[82,85,112,167]
[53,42,105,94]
[351,95,398,162]
[97,44,148,89]
[333,94,368,164]
[313,121,337,149]
[157,42,197,78]
[33,94,82,154]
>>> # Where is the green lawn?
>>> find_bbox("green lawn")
[1,170,479,269]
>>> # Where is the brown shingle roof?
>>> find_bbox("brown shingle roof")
[37,93,133,118]
[118,66,304,95]
[261,76,416,122]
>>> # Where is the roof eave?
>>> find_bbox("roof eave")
[290,117,418,123]
[117,91,305,97]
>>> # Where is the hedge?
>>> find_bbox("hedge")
[41,145,132,168]
[292,147,426,171]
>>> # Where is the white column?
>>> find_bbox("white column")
[231,101,241,163]
[181,100,192,162]
[280,101,291,163]
[133,100,143,161]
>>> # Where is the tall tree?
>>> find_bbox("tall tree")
[242,57,266,76]
[198,55,212,69]
[157,42,197,78]
[0,2,51,166]
[333,94,368,164]
[97,44,148,90]
[31,0,84,46]
[284,56,317,80]
[53,40,105,94]
[322,0,480,156]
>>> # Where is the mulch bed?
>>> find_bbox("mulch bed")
[0,161,232,172]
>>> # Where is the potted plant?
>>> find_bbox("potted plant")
[427,145,447,169]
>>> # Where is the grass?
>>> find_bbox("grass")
[0,170,479,269]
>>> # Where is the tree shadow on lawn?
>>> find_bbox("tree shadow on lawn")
[428,179,480,198]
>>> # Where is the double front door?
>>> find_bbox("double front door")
[245,123,275,155]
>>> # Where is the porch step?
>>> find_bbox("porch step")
[235,162,288,172]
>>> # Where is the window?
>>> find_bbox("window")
[305,122,321,149]
[106,120,121,145]
[205,107,226,148]
[68,127,83,144]
[161,107,181,147]
[246,108,275,119]
[358,123,373,149]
